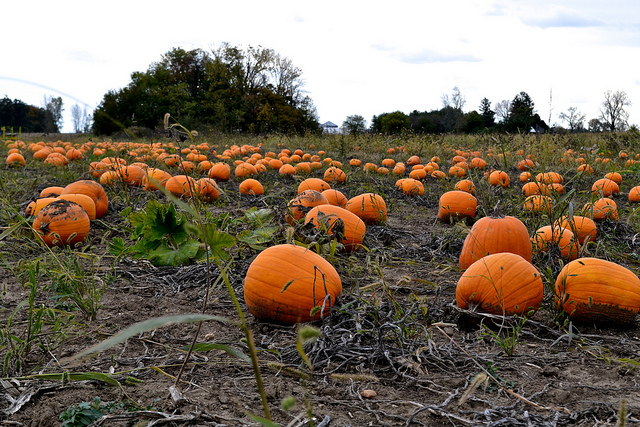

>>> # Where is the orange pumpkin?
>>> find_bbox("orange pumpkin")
[591,178,619,197]
[459,215,532,270]
[39,186,65,198]
[321,189,348,207]
[396,178,424,196]
[32,199,90,247]
[345,193,387,225]
[6,152,26,166]
[286,190,329,223]
[165,175,197,198]
[488,170,510,187]
[532,225,580,260]
[323,167,346,184]
[454,179,475,195]
[584,198,618,221]
[555,257,640,324]
[559,216,597,245]
[629,186,640,203]
[208,163,231,181]
[142,168,173,191]
[456,252,543,315]
[57,193,97,220]
[238,178,264,195]
[438,190,477,223]
[61,180,108,219]
[305,205,367,251]
[523,195,553,214]
[243,244,342,324]
[195,178,221,202]
[25,197,57,217]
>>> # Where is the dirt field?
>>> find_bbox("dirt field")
[2,139,640,426]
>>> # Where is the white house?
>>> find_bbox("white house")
[321,121,339,134]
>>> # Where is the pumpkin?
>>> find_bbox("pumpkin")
[517,159,534,171]
[243,244,342,324]
[142,168,173,191]
[208,163,231,181]
[555,257,640,324]
[298,178,331,194]
[39,186,65,198]
[195,178,221,202]
[604,172,622,185]
[459,215,532,270]
[488,170,510,187]
[523,195,553,214]
[279,164,297,176]
[456,252,543,315]
[235,162,258,178]
[521,182,548,196]
[32,199,90,247]
[57,194,97,220]
[591,178,619,197]
[323,167,346,184]
[165,175,197,198]
[406,155,420,166]
[584,198,618,221]
[536,172,564,184]
[532,225,580,260]
[559,216,597,244]
[629,186,640,203]
[321,189,348,208]
[6,153,25,166]
[286,190,329,223]
[60,180,108,219]
[238,178,264,195]
[469,157,487,169]
[345,193,387,225]
[454,179,475,195]
[396,178,424,196]
[25,197,57,217]
[438,190,477,223]
[305,205,366,251]
[117,165,146,186]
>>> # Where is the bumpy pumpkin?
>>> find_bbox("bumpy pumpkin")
[32,199,90,247]
[305,205,366,251]
[438,190,477,223]
[555,257,640,324]
[459,215,532,270]
[456,252,543,315]
[243,244,342,324]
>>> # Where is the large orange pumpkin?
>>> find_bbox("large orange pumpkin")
[555,257,640,324]
[459,215,532,270]
[438,190,477,223]
[345,193,387,225]
[305,205,366,251]
[60,180,108,219]
[456,252,543,315]
[32,199,90,247]
[243,244,342,324]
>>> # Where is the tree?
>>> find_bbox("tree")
[494,100,511,122]
[559,107,586,132]
[441,86,466,110]
[462,111,484,133]
[588,118,604,132]
[71,104,82,133]
[43,95,63,132]
[342,115,367,135]
[479,97,495,128]
[371,111,410,134]
[599,90,631,132]
[504,91,548,133]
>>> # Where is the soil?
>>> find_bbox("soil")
[2,166,640,427]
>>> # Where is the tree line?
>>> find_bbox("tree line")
[0,96,64,133]
[344,87,633,135]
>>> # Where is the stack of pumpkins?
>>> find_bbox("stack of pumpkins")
[27,180,108,247]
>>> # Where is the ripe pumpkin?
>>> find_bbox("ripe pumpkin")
[195,178,221,202]
[298,178,331,194]
[559,216,597,245]
[459,215,532,270]
[286,190,329,223]
[165,175,197,198]
[456,252,543,315]
[142,168,173,191]
[437,190,477,223]
[39,186,65,198]
[584,198,618,221]
[555,257,640,324]
[591,178,619,197]
[61,180,108,219]
[488,170,510,187]
[32,199,90,247]
[345,193,387,225]
[532,225,580,260]
[323,167,346,184]
[25,197,57,217]
[321,189,348,208]
[305,205,366,251]
[454,179,475,195]
[523,195,553,214]
[57,194,97,220]
[629,186,640,203]
[6,152,26,166]
[208,163,231,181]
[396,178,424,196]
[243,244,342,324]
[238,178,264,195]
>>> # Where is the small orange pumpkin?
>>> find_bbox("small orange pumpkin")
[238,179,264,195]
[32,199,90,247]
[345,193,387,225]
[305,205,366,251]
[438,190,477,223]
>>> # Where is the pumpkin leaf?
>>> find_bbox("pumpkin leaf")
[179,342,250,362]
[201,224,235,260]
[148,240,201,266]
[237,226,278,246]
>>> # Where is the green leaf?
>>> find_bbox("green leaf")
[148,240,201,266]
[201,224,235,260]
[107,237,130,257]
[179,342,250,362]
[243,208,274,227]
[237,226,278,246]
[67,314,233,362]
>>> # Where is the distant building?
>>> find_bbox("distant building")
[321,121,339,134]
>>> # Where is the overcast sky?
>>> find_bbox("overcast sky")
[2,0,639,133]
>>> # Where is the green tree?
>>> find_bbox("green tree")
[479,97,495,128]
[43,95,63,132]
[462,111,485,133]
[0,97,47,132]
[342,115,367,135]
[371,111,410,134]
[504,91,547,133]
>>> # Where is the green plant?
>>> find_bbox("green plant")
[481,316,527,356]
[59,397,120,427]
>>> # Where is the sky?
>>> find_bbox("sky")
[2,0,640,133]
